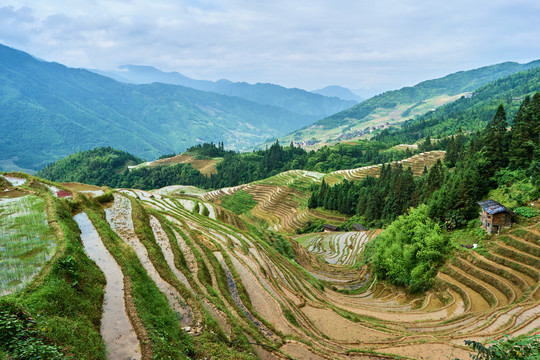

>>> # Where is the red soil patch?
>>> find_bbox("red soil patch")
[57,190,72,198]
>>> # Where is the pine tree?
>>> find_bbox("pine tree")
[509,96,534,169]
[482,104,509,176]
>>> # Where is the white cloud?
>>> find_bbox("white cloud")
[1,0,540,92]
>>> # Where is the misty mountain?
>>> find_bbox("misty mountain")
[0,44,314,172]
[91,65,357,118]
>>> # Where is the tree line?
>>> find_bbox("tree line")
[38,139,422,190]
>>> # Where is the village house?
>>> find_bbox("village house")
[478,200,515,234]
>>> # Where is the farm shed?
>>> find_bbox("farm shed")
[323,224,339,232]
[478,200,515,235]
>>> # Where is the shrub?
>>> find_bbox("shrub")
[514,206,540,218]
[371,204,449,292]
[462,335,539,359]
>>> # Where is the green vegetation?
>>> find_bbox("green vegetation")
[370,205,449,292]
[514,207,540,218]
[220,190,258,215]
[463,335,540,360]
[0,196,56,294]
[0,303,66,359]
[37,147,142,185]
[375,67,540,145]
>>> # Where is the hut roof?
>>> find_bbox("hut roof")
[323,224,339,230]
[477,200,515,215]
[352,223,368,231]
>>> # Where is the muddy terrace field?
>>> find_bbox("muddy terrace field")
[1,167,539,359]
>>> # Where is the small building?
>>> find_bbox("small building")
[323,224,339,232]
[352,223,368,232]
[478,200,515,234]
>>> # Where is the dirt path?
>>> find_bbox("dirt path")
[74,212,141,360]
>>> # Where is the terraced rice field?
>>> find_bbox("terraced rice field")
[298,230,381,266]
[324,150,446,185]
[95,187,539,359]
[203,152,444,233]
[2,170,539,360]
[0,194,55,295]
[130,154,219,176]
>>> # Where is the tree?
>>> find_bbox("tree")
[372,204,448,292]
[482,104,509,177]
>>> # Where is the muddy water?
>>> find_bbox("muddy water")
[105,195,194,327]
[148,216,193,292]
[213,252,279,341]
[228,253,293,334]
[74,212,141,360]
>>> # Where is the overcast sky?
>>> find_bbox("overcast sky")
[1,1,540,95]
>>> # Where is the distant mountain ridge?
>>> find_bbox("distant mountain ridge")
[312,85,364,102]
[90,65,357,118]
[0,44,316,172]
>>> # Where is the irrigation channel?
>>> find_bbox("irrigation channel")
[74,212,141,360]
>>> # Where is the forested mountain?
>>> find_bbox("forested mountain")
[91,65,357,118]
[280,60,540,147]
[0,44,315,172]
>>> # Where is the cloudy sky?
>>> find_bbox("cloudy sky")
[1,0,539,95]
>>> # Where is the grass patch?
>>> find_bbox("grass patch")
[220,190,257,215]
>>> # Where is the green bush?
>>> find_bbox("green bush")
[462,335,539,359]
[371,204,449,292]
[0,304,66,359]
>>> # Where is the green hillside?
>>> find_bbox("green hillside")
[0,44,313,172]
[375,67,540,144]
[280,60,540,147]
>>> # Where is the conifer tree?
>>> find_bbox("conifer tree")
[482,104,509,176]
[509,96,534,169]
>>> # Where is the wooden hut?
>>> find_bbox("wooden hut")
[323,224,339,232]
[478,200,515,234]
